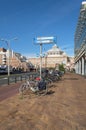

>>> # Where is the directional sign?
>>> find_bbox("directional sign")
[37,36,55,40]
[34,36,56,44]
[33,36,57,79]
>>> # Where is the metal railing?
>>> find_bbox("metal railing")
[0,72,38,86]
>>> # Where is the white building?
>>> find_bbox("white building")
[29,44,74,70]
[46,44,67,67]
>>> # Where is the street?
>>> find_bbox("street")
[0,72,86,130]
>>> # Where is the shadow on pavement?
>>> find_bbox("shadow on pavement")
[63,78,78,80]
[47,90,55,95]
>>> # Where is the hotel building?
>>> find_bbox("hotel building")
[74,1,86,75]
[29,44,74,71]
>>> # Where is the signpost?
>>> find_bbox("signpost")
[33,36,56,79]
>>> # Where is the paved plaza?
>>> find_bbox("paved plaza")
[0,72,86,130]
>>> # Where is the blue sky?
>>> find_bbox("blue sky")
[0,0,84,57]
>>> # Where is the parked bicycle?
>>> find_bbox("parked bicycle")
[19,77,48,96]
[19,70,63,97]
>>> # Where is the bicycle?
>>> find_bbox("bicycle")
[19,78,48,96]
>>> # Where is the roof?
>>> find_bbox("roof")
[47,44,61,53]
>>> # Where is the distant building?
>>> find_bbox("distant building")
[0,48,7,65]
[29,44,74,71]
[74,1,86,75]
[45,44,68,68]
[0,48,30,72]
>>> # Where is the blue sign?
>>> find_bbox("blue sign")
[34,36,56,44]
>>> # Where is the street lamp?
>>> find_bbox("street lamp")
[0,37,18,76]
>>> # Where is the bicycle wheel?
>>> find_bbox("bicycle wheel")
[37,85,48,96]
[19,83,28,95]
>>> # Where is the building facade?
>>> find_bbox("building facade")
[74,1,86,75]
[0,48,30,72]
[0,48,7,65]
[29,44,74,71]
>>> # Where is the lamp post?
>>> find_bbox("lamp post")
[0,38,18,76]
